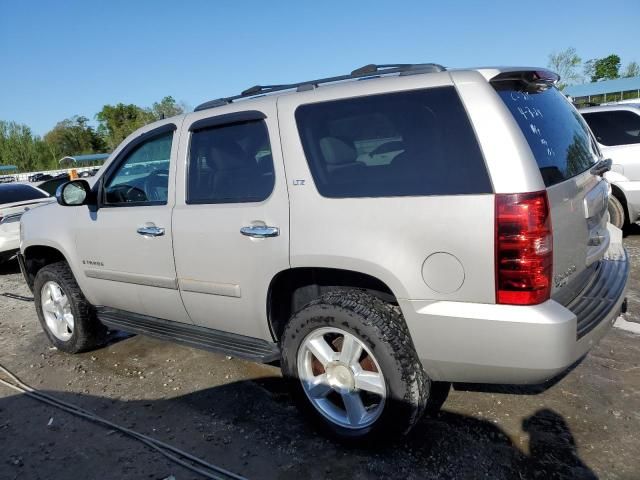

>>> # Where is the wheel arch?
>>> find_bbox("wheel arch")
[267,267,399,342]
[22,244,70,292]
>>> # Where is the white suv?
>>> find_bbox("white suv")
[580,104,640,228]
[18,64,628,439]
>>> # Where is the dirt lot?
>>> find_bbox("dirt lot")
[1,236,640,480]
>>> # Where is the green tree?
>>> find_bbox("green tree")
[151,96,185,120]
[95,103,154,151]
[0,121,56,172]
[547,47,582,89]
[623,61,640,78]
[44,115,106,158]
[591,54,621,82]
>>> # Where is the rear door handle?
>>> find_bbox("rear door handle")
[240,225,280,238]
[137,225,165,237]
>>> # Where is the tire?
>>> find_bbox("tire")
[608,195,626,230]
[280,289,431,440]
[34,261,106,353]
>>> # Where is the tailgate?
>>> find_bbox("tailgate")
[547,172,609,299]
[491,71,608,301]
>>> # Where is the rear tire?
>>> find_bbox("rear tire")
[280,289,430,440]
[608,195,626,230]
[34,261,106,353]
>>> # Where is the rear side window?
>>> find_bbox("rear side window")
[494,82,597,187]
[295,87,491,198]
[582,110,640,146]
[187,120,274,204]
[0,184,48,204]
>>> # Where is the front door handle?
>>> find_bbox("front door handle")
[240,225,280,238]
[137,225,165,237]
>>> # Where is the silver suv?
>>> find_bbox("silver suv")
[18,64,629,439]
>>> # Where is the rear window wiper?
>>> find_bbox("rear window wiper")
[590,158,612,176]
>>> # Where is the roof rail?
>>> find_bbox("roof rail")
[194,63,446,112]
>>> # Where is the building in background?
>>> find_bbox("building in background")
[566,76,640,108]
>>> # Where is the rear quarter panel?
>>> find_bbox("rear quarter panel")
[277,74,496,302]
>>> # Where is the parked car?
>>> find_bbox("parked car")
[0,175,16,184]
[19,64,628,440]
[29,173,53,182]
[580,104,640,229]
[36,174,70,196]
[0,184,52,262]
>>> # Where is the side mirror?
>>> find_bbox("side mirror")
[55,180,93,206]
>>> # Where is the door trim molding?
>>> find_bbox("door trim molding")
[85,269,178,290]
[179,278,241,298]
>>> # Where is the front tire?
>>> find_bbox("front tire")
[34,261,106,353]
[280,290,430,440]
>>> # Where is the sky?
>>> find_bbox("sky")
[1,0,639,137]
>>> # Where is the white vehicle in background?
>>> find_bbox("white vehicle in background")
[580,104,640,228]
[0,184,52,263]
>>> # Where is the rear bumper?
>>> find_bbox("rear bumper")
[0,225,19,255]
[401,249,629,385]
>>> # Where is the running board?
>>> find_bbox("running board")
[97,307,280,363]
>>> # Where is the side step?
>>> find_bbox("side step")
[97,307,280,363]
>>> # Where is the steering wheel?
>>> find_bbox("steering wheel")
[106,184,147,203]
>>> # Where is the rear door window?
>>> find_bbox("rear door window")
[187,120,274,204]
[493,82,598,187]
[295,87,491,198]
[582,110,640,146]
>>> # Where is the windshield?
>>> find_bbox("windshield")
[0,184,48,204]
[494,82,598,187]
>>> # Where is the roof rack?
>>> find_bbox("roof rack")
[194,63,446,111]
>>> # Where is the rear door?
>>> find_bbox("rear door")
[492,76,609,300]
[172,105,289,340]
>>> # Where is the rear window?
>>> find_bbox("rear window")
[0,184,48,204]
[295,87,491,198]
[494,82,597,187]
[582,110,640,146]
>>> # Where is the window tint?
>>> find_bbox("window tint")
[0,184,48,204]
[104,132,173,205]
[494,84,597,187]
[582,110,640,146]
[295,87,491,198]
[187,120,274,204]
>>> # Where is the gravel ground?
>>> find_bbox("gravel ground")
[1,235,640,480]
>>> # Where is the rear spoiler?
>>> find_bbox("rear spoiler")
[489,69,560,91]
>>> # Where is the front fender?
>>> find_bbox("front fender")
[20,204,92,301]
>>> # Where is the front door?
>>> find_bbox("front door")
[75,122,190,323]
[172,107,289,339]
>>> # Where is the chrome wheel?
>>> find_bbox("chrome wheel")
[41,281,74,341]
[297,327,386,429]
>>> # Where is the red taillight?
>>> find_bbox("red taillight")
[495,191,552,305]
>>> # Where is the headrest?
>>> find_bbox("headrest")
[207,140,252,171]
[319,137,357,165]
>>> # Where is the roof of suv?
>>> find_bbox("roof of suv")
[193,64,558,113]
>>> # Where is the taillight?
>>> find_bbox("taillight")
[495,191,552,305]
